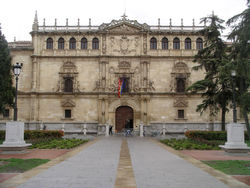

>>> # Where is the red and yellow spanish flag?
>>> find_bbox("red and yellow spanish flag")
[118,78,124,98]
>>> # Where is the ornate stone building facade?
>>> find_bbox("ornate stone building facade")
[2,13,237,133]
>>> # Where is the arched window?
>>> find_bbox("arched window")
[81,37,87,49]
[196,38,203,50]
[150,37,157,49]
[46,38,53,49]
[69,37,76,49]
[176,78,186,92]
[162,37,168,50]
[64,77,73,92]
[92,38,99,49]
[58,37,65,49]
[185,38,192,49]
[173,37,180,49]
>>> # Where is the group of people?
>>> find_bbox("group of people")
[108,119,133,136]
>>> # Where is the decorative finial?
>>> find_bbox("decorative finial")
[14,36,16,42]
[169,18,172,26]
[55,18,57,26]
[181,18,183,26]
[34,10,38,24]
[0,23,2,35]
[43,18,45,26]
[78,18,80,26]
[89,18,91,26]
[66,18,68,26]
[121,13,128,21]
[158,18,160,26]
[192,19,195,26]
[212,10,214,16]
[32,11,39,31]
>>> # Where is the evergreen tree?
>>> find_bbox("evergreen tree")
[227,1,250,138]
[187,13,231,130]
[0,25,15,114]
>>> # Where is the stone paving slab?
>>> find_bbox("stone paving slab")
[127,138,230,188]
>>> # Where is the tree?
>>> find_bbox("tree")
[227,1,250,138]
[0,25,15,114]
[187,13,231,131]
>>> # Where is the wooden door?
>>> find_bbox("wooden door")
[115,106,133,132]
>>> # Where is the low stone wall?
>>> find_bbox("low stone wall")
[0,122,247,138]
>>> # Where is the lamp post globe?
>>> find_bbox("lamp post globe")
[13,62,22,121]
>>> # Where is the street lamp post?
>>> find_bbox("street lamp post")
[13,62,22,121]
[231,70,237,123]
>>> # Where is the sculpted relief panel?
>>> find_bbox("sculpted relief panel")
[109,35,140,55]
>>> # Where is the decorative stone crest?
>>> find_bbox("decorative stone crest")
[118,61,131,68]
[173,98,188,107]
[61,98,75,107]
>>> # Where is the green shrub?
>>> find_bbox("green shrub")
[0,130,64,140]
[185,130,249,141]
[24,130,64,140]
[0,131,4,139]
[160,139,220,150]
[29,138,88,149]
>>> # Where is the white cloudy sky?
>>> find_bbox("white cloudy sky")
[0,0,247,42]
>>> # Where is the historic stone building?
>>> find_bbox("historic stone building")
[1,13,239,134]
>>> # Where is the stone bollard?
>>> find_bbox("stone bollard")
[40,122,43,130]
[162,125,166,136]
[140,123,144,137]
[83,124,87,135]
[184,125,188,133]
[61,123,65,132]
[105,124,109,137]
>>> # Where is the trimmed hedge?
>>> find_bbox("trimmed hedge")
[185,130,249,141]
[0,130,64,140]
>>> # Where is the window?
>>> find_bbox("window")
[65,109,71,118]
[185,38,192,50]
[58,37,65,49]
[81,37,88,49]
[64,77,73,92]
[92,38,99,49]
[120,77,129,93]
[178,110,184,119]
[150,37,157,49]
[173,37,180,49]
[176,78,185,92]
[3,109,9,118]
[196,38,203,50]
[69,37,76,49]
[162,37,168,49]
[46,38,53,49]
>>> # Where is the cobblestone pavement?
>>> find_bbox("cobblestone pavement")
[1,137,249,188]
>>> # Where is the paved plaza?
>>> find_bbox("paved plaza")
[1,137,249,188]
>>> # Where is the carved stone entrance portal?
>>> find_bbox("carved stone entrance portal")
[115,106,133,132]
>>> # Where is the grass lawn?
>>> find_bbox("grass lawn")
[28,138,88,149]
[0,158,49,173]
[204,160,250,175]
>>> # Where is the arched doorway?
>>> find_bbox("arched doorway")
[115,106,133,132]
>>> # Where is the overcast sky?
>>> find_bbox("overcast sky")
[0,0,247,42]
